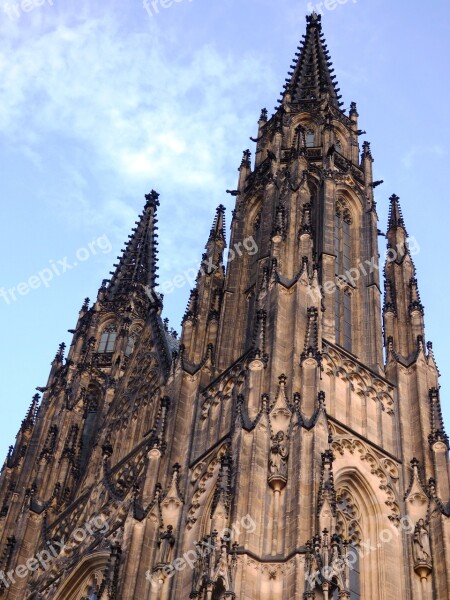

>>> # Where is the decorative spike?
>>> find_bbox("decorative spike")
[300,202,313,236]
[383,278,397,314]
[409,277,424,315]
[429,388,449,448]
[302,307,321,363]
[271,204,286,242]
[318,449,337,515]
[21,394,40,432]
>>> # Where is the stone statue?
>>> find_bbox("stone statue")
[269,431,289,476]
[413,519,432,565]
[158,525,175,565]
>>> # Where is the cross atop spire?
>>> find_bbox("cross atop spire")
[105,190,160,303]
[281,13,343,109]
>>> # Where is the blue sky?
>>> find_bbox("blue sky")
[0,0,449,462]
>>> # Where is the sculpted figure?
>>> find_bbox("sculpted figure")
[269,431,289,476]
[413,519,432,564]
[158,525,175,565]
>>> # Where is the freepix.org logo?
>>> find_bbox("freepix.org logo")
[0,515,109,589]
[143,0,193,19]
[146,514,256,586]
[0,234,112,306]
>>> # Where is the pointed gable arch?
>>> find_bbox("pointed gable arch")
[52,553,110,600]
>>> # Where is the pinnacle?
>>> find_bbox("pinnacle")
[21,394,39,431]
[207,204,226,247]
[387,193,408,234]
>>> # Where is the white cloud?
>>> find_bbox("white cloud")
[0,5,276,295]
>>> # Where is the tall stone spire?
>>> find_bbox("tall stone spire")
[181,204,226,372]
[105,189,160,305]
[280,12,343,109]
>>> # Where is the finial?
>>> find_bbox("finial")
[240,149,251,169]
[259,108,268,123]
[362,141,372,159]
[411,457,420,470]
[144,189,160,208]
[278,373,287,387]
[54,342,66,362]
[306,12,322,27]
[349,101,358,117]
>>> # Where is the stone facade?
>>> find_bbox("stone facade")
[0,12,449,600]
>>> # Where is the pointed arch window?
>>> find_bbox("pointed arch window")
[98,325,117,354]
[125,329,140,357]
[329,548,360,599]
[348,544,361,599]
[305,128,315,147]
[335,200,352,351]
[336,488,362,600]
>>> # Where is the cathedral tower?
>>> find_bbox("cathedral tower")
[1,13,449,600]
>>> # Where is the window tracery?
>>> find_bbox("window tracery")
[336,488,362,599]
[98,325,117,354]
[335,198,353,351]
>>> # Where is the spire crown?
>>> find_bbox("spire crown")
[105,190,160,304]
[387,193,408,234]
[282,14,343,109]
[207,204,226,248]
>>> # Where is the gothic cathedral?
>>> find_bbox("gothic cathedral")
[1,12,449,600]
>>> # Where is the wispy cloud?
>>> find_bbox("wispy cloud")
[401,144,444,169]
[0,4,276,281]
